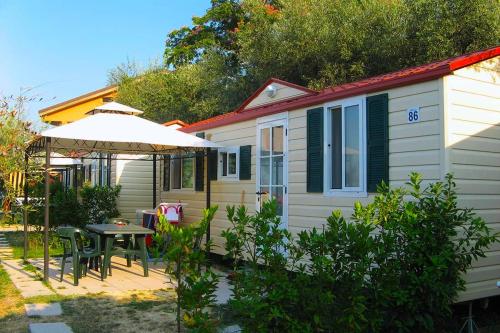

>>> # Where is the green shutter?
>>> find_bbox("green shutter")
[196,132,205,139]
[307,107,324,192]
[195,152,204,191]
[163,155,170,191]
[239,145,252,180]
[208,149,218,180]
[366,93,389,192]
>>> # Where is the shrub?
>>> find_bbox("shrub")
[354,173,498,332]
[80,183,121,224]
[29,179,83,229]
[51,188,85,228]
[222,174,497,333]
[292,210,376,332]
[159,206,219,333]
[223,201,306,333]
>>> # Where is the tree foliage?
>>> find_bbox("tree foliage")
[164,0,245,67]
[156,206,220,333]
[0,93,39,218]
[111,0,499,124]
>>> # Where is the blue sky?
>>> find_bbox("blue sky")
[0,0,210,126]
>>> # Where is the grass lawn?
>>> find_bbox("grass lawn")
[3,231,63,259]
[0,263,181,333]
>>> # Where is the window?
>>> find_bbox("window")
[90,160,98,186]
[325,98,366,195]
[165,155,194,190]
[100,154,111,187]
[182,157,194,188]
[218,147,239,180]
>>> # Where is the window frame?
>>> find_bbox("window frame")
[323,96,367,197]
[166,154,195,191]
[218,147,239,181]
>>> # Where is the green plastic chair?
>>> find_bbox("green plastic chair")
[57,226,102,286]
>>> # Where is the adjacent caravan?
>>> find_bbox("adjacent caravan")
[159,46,500,302]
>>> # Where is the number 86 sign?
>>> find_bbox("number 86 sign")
[407,107,420,123]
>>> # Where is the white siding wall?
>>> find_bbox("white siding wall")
[115,155,157,222]
[162,80,443,254]
[445,57,500,302]
[287,80,442,234]
[160,120,257,254]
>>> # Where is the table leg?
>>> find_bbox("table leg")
[137,235,148,277]
[102,236,114,280]
[125,235,132,267]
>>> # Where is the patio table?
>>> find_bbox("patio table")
[86,224,154,280]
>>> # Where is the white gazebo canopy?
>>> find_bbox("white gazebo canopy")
[27,105,222,283]
[38,112,221,155]
[86,101,144,115]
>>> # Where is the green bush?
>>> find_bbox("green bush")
[80,183,121,224]
[292,210,376,332]
[355,173,497,332]
[28,179,83,229]
[222,173,497,333]
[158,206,219,333]
[223,201,306,333]
[51,188,85,228]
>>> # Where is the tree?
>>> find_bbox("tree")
[238,0,499,89]
[112,0,499,125]
[402,0,500,66]
[111,54,254,124]
[164,0,248,68]
[0,93,39,220]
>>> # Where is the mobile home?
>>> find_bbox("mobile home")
[160,46,500,302]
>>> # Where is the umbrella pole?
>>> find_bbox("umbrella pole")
[43,138,51,282]
[23,152,29,262]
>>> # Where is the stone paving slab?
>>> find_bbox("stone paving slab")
[25,303,62,316]
[29,323,73,333]
[0,260,54,297]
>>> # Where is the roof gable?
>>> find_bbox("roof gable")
[239,78,316,111]
[39,85,118,117]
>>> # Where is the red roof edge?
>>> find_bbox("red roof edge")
[449,46,500,71]
[235,77,317,112]
[163,119,189,127]
[181,46,500,133]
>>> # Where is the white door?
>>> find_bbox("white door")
[256,116,288,229]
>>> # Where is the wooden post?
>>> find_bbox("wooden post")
[23,152,29,262]
[152,154,157,209]
[43,138,51,282]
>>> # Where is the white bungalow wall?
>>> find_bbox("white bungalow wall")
[159,119,258,254]
[114,155,159,222]
[444,56,500,302]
